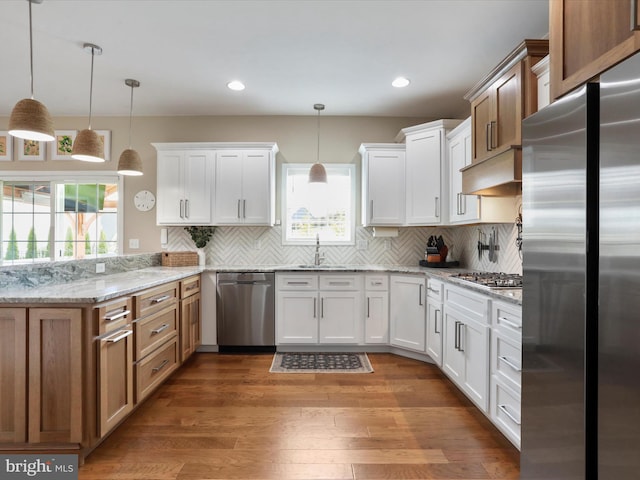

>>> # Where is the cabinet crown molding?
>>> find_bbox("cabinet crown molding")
[151,142,279,153]
[395,119,463,143]
[358,143,406,154]
[463,39,549,103]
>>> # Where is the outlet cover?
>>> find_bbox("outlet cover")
[129,238,140,249]
[95,263,106,273]
[357,240,368,250]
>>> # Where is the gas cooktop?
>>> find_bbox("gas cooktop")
[451,272,523,289]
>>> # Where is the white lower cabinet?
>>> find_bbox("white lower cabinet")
[364,275,389,344]
[490,299,522,448]
[276,274,362,345]
[389,275,426,352]
[425,278,444,366]
[442,284,490,413]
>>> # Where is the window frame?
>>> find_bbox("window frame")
[281,163,356,246]
[1,171,124,264]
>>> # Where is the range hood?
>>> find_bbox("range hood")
[461,148,522,196]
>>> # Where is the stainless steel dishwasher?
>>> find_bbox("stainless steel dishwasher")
[216,272,275,351]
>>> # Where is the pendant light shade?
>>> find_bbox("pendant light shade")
[72,43,104,162]
[308,103,328,184]
[9,0,54,142]
[117,79,143,176]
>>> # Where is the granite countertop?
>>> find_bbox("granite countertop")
[0,264,521,305]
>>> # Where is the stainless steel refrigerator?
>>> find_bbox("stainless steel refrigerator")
[521,51,640,480]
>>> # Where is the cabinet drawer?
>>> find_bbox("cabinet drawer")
[135,337,179,403]
[444,284,489,325]
[365,274,388,291]
[492,332,521,390]
[95,296,133,335]
[277,274,318,291]
[180,275,201,299]
[134,305,178,360]
[490,376,521,449]
[426,278,443,301]
[134,282,179,318]
[492,300,522,340]
[319,274,362,291]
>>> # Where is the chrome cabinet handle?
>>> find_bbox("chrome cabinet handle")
[179,199,184,218]
[370,200,374,222]
[152,359,169,373]
[489,121,496,149]
[320,298,324,318]
[454,321,460,350]
[459,323,465,352]
[498,404,521,425]
[328,281,351,286]
[461,193,466,215]
[243,199,246,219]
[435,197,439,218]
[498,316,522,330]
[287,281,310,286]
[104,329,132,343]
[427,286,440,294]
[434,309,440,334]
[367,297,370,318]
[185,199,189,218]
[151,295,171,304]
[237,199,242,219]
[499,355,522,372]
[151,324,170,335]
[104,309,131,322]
[418,284,423,306]
[313,297,317,318]
[486,123,492,151]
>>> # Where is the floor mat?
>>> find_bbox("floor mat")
[269,352,373,373]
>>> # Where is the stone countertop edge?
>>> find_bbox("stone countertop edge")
[0,264,522,305]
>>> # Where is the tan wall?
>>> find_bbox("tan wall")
[0,115,428,253]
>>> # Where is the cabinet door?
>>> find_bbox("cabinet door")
[214,151,244,224]
[183,151,214,224]
[180,292,201,361]
[460,317,490,413]
[28,308,83,444]
[442,306,465,386]
[98,326,134,437]
[0,308,26,443]
[319,291,362,344]
[471,90,494,163]
[363,150,406,225]
[406,130,442,225]
[156,151,184,224]
[276,291,318,344]
[426,300,443,366]
[493,63,523,155]
[242,151,272,225]
[389,275,426,351]
[365,291,389,344]
[449,123,480,224]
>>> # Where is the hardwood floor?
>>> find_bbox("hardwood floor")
[79,353,519,480]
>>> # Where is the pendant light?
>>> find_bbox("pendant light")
[72,43,104,162]
[117,79,143,176]
[308,103,328,183]
[8,0,54,142]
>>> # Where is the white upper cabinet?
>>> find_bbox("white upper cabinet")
[214,146,277,225]
[154,147,215,225]
[446,118,520,225]
[359,144,406,226]
[397,120,462,226]
[153,142,277,227]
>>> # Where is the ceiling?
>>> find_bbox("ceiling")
[0,0,549,119]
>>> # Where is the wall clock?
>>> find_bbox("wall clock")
[133,190,156,211]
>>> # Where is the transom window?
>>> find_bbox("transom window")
[1,173,121,264]
[282,164,355,245]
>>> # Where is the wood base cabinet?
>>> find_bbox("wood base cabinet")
[180,276,202,362]
[0,308,26,443]
[29,308,83,444]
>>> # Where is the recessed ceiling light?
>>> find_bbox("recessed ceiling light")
[227,80,245,91]
[392,77,410,88]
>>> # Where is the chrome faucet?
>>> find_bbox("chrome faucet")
[314,233,325,265]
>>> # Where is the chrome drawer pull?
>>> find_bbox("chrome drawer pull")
[427,286,440,294]
[105,329,132,343]
[185,284,198,291]
[151,324,170,335]
[498,404,521,426]
[499,355,522,372]
[152,359,169,373]
[287,281,310,286]
[151,295,171,304]
[371,281,383,286]
[104,309,131,322]
[328,281,351,286]
[498,316,522,330]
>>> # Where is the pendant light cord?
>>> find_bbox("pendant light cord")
[316,108,320,164]
[128,84,134,148]
[88,47,95,129]
[28,0,34,99]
